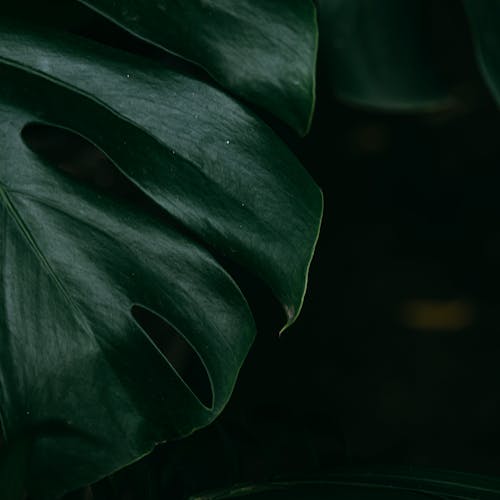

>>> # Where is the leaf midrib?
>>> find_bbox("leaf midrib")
[0,182,91,340]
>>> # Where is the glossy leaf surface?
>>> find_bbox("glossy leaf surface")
[75,0,318,135]
[0,22,322,498]
[318,0,451,111]
[0,21,322,327]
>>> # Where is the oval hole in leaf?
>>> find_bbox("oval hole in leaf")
[21,123,201,240]
[21,122,138,197]
[131,305,213,409]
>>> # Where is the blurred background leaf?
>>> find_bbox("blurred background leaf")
[464,0,500,106]
[188,468,500,499]
[318,0,452,111]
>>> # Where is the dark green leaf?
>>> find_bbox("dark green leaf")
[0,21,322,328]
[318,0,451,111]
[463,0,500,105]
[0,23,322,498]
[74,0,318,135]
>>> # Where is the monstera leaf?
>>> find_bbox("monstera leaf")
[74,0,318,136]
[0,18,322,500]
